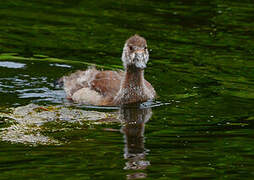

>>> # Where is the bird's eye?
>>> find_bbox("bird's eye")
[129,46,133,51]
[144,46,147,50]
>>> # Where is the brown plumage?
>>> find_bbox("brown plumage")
[59,35,156,106]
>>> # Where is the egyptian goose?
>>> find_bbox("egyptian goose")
[58,35,156,106]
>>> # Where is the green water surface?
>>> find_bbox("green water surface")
[1,0,254,179]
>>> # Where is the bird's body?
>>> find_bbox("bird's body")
[59,35,156,106]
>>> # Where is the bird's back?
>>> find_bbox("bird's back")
[59,67,124,105]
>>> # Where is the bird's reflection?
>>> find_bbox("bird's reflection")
[119,106,152,178]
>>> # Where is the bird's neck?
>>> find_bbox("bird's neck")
[123,65,144,89]
[114,65,146,105]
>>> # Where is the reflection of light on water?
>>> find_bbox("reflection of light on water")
[141,101,170,108]
[0,104,117,146]
[0,74,66,104]
[17,88,66,103]
[50,63,72,68]
[0,61,26,68]
[2,124,59,145]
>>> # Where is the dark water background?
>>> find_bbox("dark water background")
[1,0,254,179]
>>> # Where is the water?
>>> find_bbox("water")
[1,0,254,179]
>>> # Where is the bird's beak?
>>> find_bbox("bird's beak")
[133,50,146,69]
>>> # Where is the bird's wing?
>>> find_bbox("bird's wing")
[90,70,124,98]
